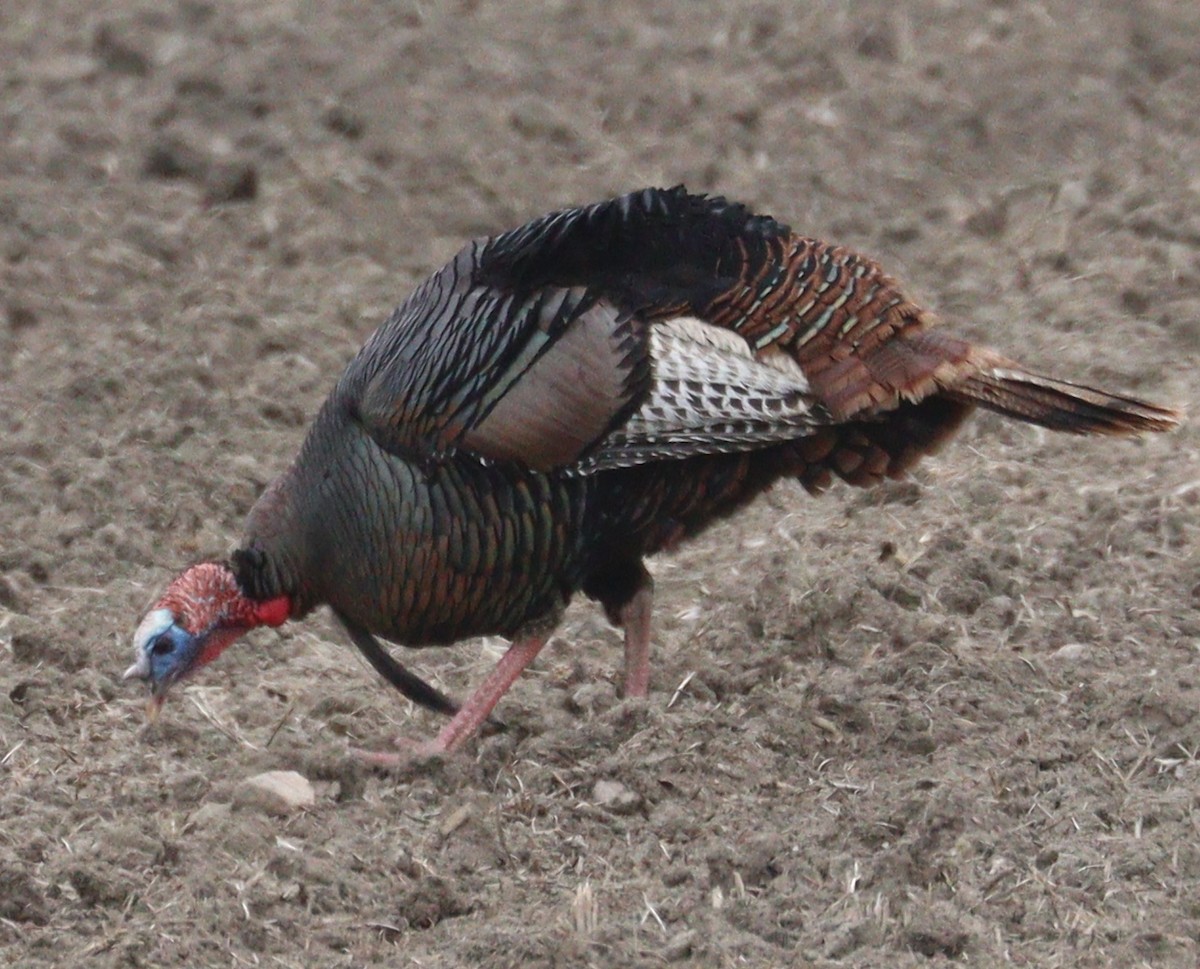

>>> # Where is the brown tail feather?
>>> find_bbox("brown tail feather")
[946,368,1181,435]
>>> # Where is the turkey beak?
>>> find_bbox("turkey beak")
[123,657,166,723]
[123,656,150,683]
[145,694,165,724]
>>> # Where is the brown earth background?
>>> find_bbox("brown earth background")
[2,1,1199,966]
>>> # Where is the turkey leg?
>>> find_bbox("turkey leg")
[620,584,654,699]
[356,632,548,767]
[432,633,549,752]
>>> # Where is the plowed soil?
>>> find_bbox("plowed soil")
[2,2,1198,966]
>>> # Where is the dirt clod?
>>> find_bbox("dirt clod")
[395,876,472,931]
[0,867,48,925]
[204,161,259,205]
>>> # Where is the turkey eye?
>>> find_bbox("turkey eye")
[150,636,174,657]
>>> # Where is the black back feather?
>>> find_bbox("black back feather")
[477,186,789,312]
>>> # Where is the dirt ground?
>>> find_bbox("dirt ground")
[2,1,1198,966]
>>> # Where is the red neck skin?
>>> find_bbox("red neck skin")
[237,594,292,629]
[156,562,292,669]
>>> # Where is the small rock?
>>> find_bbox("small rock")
[591,779,641,815]
[233,771,315,816]
[184,801,233,831]
[438,803,473,838]
[1050,643,1088,663]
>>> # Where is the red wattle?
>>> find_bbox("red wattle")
[253,596,292,627]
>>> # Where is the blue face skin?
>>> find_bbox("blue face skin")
[146,624,200,694]
[125,608,202,708]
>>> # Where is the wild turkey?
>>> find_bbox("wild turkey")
[125,186,1179,762]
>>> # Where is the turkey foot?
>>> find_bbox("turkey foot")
[352,736,448,770]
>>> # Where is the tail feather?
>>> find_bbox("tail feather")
[946,367,1181,435]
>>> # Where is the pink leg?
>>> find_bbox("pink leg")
[432,633,548,752]
[356,633,549,767]
[620,585,654,699]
